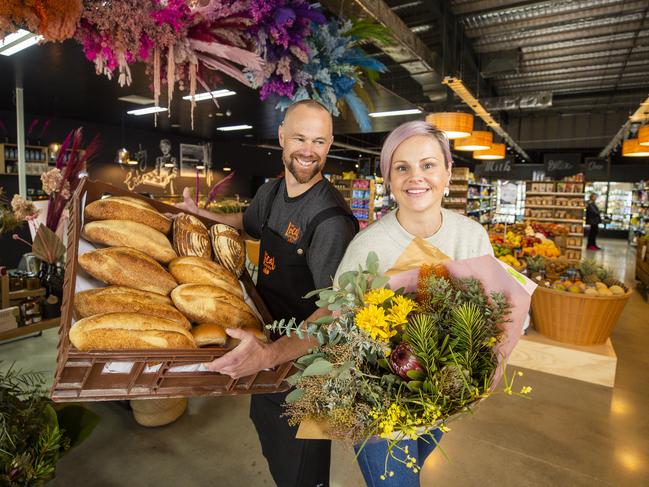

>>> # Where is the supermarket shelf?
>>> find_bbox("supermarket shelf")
[567,245,583,250]
[525,205,584,210]
[469,182,493,188]
[525,192,585,197]
[468,207,494,214]
[8,288,46,300]
[0,317,60,342]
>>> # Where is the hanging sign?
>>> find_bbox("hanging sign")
[543,153,581,177]
[583,157,609,180]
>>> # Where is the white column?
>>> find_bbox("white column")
[15,87,26,198]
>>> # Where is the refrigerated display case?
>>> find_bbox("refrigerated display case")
[584,182,633,231]
[630,180,649,245]
[493,180,525,224]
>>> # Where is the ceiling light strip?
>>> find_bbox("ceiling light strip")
[442,76,529,161]
[599,95,649,158]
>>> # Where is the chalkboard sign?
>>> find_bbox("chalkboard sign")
[543,153,581,177]
[583,157,609,180]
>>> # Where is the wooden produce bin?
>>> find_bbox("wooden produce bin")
[51,179,293,402]
[531,284,632,346]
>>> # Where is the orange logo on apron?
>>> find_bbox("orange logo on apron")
[262,250,276,275]
[284,221,301,244]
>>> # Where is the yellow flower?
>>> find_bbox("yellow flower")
[386,295,416,325]
[355,305,395,342]
[520,386,533,394]
[364,288,395,305]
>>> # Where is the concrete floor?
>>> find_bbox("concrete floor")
[2,238,648,486]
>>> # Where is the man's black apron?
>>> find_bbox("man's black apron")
[250,180,357,487]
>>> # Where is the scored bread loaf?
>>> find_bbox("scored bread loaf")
[168,256,243,299]
[74,286,173,306]
[70,312,196,351]
[74,289,191,330]
[84,196,172,234]
[171,284,259,329]
[192,323,227,346]
[173,214,211,259]
[210,223,246,277]
[79,247,177,295]
[82,220,177,264]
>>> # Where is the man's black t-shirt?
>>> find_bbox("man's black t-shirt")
[243,177,357,288]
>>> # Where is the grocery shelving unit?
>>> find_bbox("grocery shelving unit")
[0,143,50,176]
[524,180,585,260]
[444,167,469,215]
[466,180,496,225]
[630,180,649,245]
[330,176,376,229]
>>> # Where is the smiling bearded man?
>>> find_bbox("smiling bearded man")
[176,99,359,487]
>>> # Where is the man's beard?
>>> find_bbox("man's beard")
[284,151,323,184]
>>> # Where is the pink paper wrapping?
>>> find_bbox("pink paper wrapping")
[388,255,537,392]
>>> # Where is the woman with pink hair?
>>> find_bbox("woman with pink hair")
[334,120,493,486]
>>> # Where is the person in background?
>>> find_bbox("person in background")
[177,99,358,487]
[333,121,493,487]
[586,192,602,250]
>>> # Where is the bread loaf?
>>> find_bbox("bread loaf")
[192,323,227,346]
[78,247,177,295]
[171,284,259,329]
[210,223,246,276]
[74,289,191,330]
[168,256,243,299]
[173,214,211,259]
[82,220,177,264]
[74,286,172,306]
[69,312,196,350]
[227,327,268,348]
[84,196,172,234]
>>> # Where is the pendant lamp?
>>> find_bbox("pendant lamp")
[454,131,493,151]
[425,112,473,139]
[638,125,649,147]
[622,139,649,157]
[473,143,506,160]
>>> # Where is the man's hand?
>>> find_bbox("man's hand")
[175,187,200,213]
[205,328,276,379]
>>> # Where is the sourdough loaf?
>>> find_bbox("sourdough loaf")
[210,223,246,277]
[173,214,212,259]
[192,323,227,346]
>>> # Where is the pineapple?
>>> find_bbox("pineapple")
[578,259,600,284]
[525,255,545,276]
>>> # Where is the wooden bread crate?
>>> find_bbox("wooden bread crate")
[51,179,293,402]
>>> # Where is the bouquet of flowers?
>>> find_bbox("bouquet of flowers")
[269,252,534,477]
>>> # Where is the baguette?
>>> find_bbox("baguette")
[82,220,177,264]
[210,223,246,277]
[69,312,196,350]
[74,290,191,330]
[78,247,177,295]
[173,214,211,259]
[84,196,172,234]
[168,256,243,299]
[192,323,227,346]
[171,284,259,329]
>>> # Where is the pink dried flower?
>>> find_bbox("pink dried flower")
[41,168,64,195]
[11,194,39,221]
[60,181,71,200]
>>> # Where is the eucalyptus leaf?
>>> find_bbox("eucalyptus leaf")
[316,299,329,308]
[304,289,323,299]
[285,388,305,403]
[285,372,303,386]
[302,358,334,376]
[313,315,335,325]
[371,276,390,289]
[337,271,356,290]
[327,302,341,312]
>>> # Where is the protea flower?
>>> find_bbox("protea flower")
[388,342,424,380]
